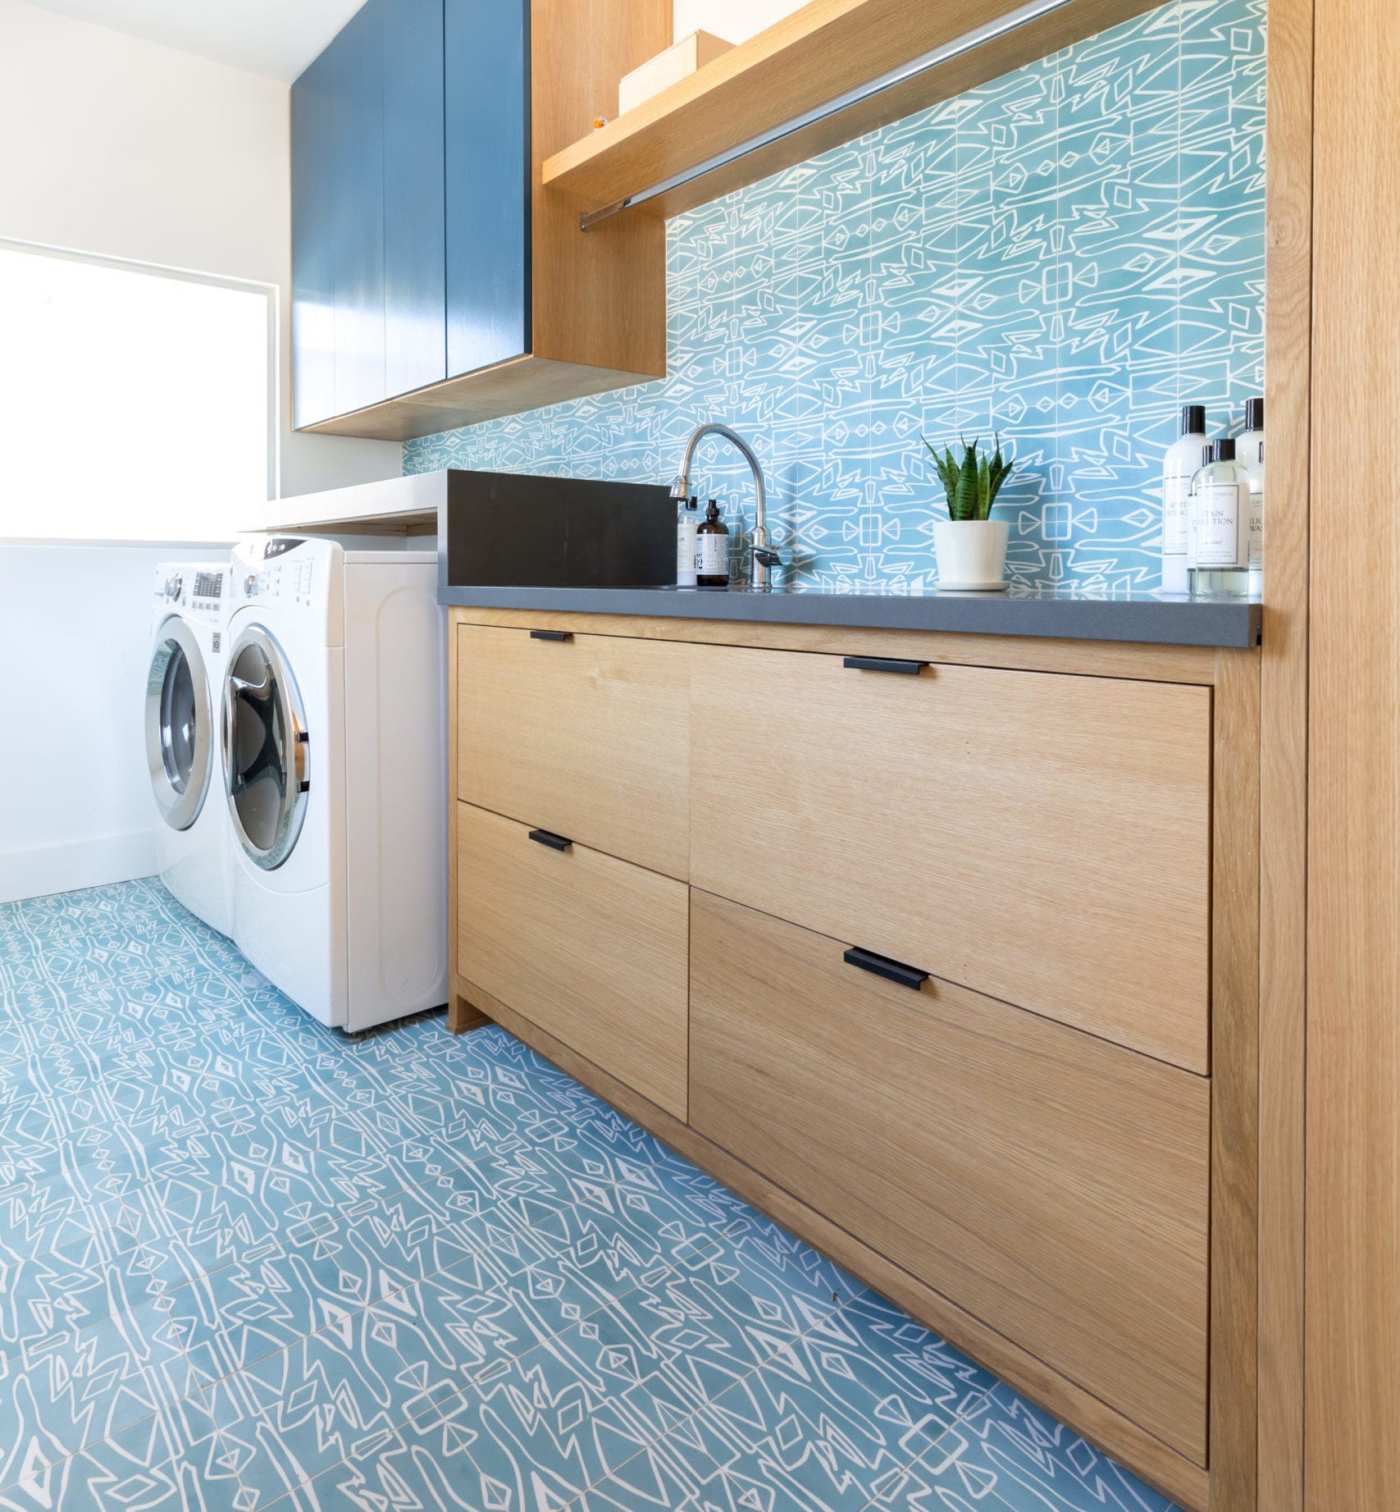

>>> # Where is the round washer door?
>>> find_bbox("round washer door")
[146,616,213,833]
[222,623,310,871]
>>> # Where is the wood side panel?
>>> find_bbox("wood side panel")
[447,611,470,1032]
[449,975,1211,1512]
[456,624,691,879]
[447,606,1223,684]
[530,0,668,377]
[543,0,1161,217]
[689,890,1210,1462]
[1210,649,1262,1510]
[1305,0,1400,1499]
[690,647,1212,1069]
[1257,0,1314,1499]
[455,802,689,1118]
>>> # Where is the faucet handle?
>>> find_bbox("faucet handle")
[753,547,783,569]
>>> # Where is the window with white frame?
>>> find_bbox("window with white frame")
[0,240,275,542]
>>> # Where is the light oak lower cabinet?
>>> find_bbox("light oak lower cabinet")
[448,608,1261,1512]
[457,624,691,879]
[691,646,1211,1071]
[689,888,1210,1463]
[455,801,689,1118]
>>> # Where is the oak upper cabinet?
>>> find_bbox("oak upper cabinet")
[291,0,669,441]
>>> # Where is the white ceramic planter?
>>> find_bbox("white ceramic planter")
[934,519,1010,591]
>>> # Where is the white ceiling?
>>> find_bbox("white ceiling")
[24,0,367,81]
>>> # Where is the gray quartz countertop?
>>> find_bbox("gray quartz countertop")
[437,581,1261,649]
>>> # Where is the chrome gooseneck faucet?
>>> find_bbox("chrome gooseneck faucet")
[670,423,782,589]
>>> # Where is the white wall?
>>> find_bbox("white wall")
[674,0,805,43]
[0,1,398,901]
[0,0,399,501]
[0,542,228,904]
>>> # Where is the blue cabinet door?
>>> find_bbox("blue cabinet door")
[331,0,387,417]
[293,0,530,425]
[290,44,338,429]
[445,0,530,378]
[384,0,447,397]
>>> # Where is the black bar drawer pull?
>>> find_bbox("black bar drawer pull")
[843,946,929,991]
[530,629,573,642]
[528,828,573,852]
[843,656,928,676]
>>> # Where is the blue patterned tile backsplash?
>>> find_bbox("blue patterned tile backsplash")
[405,0,1266,596]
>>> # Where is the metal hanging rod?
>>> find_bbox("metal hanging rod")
[578,0,1075,232]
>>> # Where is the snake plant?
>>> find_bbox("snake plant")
[924,435,1014,522]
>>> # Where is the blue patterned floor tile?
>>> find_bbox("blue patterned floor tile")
[1,881,1186,1512]
[695,1326,959,1507]
[571,1370,921,1512]
[233,1310,421,1496]
[363,1262,605,1391]
[569,1391,758,1510]
[937,1386,1184,1510]
[374,1326,656,1507]
[838,1289,1001,1415]
[914,1408,1182,1510]
[0,1410,269,1512]
[288,1424,521,1512]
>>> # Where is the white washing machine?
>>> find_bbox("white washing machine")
[221,536,447,1031]
[145,561,233,937]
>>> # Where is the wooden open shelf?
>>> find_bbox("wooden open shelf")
[542,0,1165,223]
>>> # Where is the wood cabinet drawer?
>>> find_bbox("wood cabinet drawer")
[689,889,1210,1463]
[457,624,690,880]
[691,647,1211,1070]
[456,802,689,1118]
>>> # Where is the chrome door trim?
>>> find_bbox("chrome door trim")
[145,615,212,833]
[222,622,310,871]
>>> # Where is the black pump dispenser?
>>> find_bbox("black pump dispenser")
[696,499,730,588]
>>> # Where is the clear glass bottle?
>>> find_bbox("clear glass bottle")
[1238,397,1265,598]
[1188,438,1251,599]
[1247,439,1265,599]
[1162,403,1208,594]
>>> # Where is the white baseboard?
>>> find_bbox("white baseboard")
[0,830,157,905]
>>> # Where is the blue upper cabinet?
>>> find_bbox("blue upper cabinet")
[290,36,338,430]
[444,0,530,378]
[384,0,448,398]
[291,0,669,439]
[332,0,387,418]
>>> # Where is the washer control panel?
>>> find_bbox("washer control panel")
[231,537,321,610]
[188,568,226,625]
[154,564,228,621]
